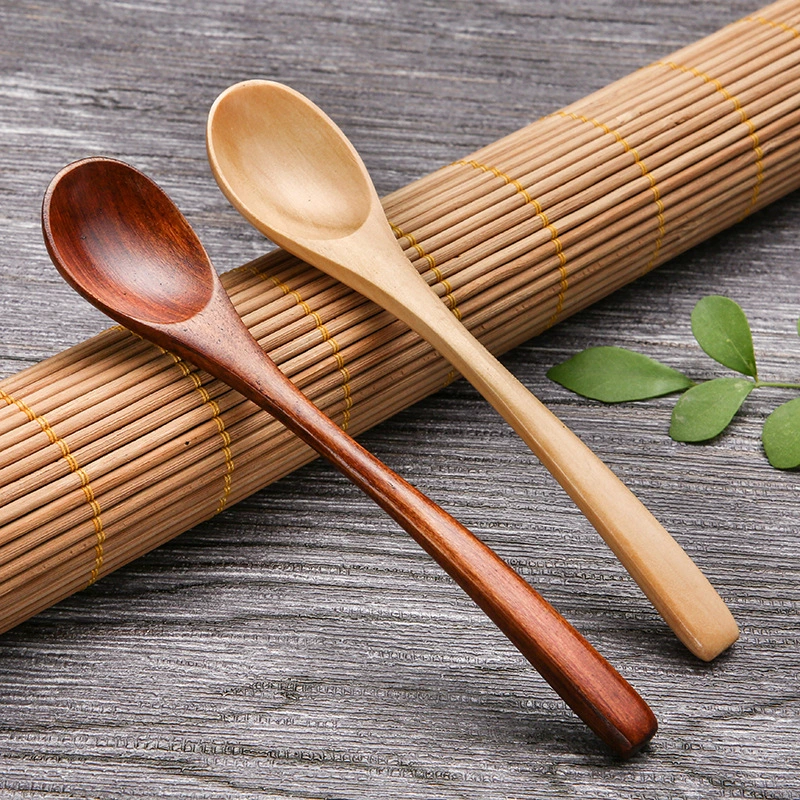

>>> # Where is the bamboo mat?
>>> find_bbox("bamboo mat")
[1,0,799,634]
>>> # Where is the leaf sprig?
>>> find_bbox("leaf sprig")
[547,296,800,469]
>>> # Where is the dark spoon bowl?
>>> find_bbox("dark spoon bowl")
[44,158,212,326]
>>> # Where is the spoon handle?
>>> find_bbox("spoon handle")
[354,243,739,662]
[184,284,656,757]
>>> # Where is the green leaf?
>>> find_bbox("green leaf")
[763,398,800,469]
[670,377,754,441]
[691,295,757,377]
[546,346,693,402]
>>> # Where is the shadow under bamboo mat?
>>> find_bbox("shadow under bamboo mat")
[1,0,799,634]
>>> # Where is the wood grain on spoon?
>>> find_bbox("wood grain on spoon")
[41,157,657,758]
[205,80,739,661]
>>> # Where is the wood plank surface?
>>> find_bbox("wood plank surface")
[0,0,798,797]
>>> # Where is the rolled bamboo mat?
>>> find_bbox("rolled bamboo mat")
[1,0,799,634]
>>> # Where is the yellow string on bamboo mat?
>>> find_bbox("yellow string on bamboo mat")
[746,12,800,38]
[452,158,569,326]
[262,269,355,431]
[552,110,667,276]
[389,221,462,388]
[655,60,764,219]
[158,350,235,515]
[390,222,462,320]
[0,388,106,586]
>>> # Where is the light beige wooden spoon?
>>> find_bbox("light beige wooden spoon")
[206,79,738,661]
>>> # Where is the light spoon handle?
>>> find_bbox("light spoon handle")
[307,213,740,662]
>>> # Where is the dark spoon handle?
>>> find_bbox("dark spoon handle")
[40,155,654,756]
[176,282,657,758]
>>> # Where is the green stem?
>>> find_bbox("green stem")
[754,380,800,390]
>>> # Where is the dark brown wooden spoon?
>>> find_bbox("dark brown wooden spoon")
[42,157,656,757]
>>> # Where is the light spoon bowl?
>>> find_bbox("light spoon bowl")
[42,156,658,758]
[206,79,739,661]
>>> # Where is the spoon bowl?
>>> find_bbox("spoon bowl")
[42,156,658,758]
[209,81,371,240]
[207,80,739,661]
[44,158,213,326]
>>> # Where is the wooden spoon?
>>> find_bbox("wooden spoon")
[206,80,739,662]
[42,156,657,758]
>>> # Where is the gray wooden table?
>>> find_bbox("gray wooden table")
[1,1,798,797]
